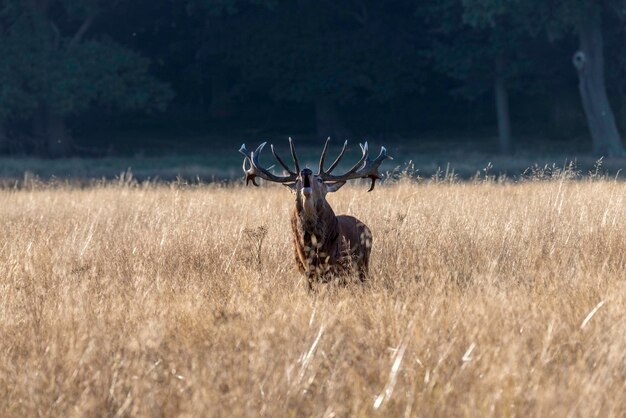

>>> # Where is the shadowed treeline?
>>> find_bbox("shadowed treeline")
[1,1,626,158]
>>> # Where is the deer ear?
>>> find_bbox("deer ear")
[284,182,298,193]
[326,181,346,193]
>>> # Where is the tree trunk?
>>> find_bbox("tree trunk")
[209,67,234,119]
[550,90,585,139]
[315,98,351,141]
[573,8,623,157]
[46,112,72,158]
[0,122,8,154]
[494,57,512,154]
[32,107,47,156]
[33,105,73,158]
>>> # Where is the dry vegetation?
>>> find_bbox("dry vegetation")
[1,175,625,417]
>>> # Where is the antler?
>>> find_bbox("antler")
[318,137,349,176]
[318,139,391,192]
[239,139,300,186]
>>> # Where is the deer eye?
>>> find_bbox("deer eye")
[316,178,323,183]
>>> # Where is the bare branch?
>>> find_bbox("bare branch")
[68,15,95,50]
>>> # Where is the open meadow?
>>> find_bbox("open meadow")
[1,176,625,417]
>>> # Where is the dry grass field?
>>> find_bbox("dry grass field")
[1,175,625,417]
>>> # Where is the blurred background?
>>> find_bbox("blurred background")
[2,0,626,179]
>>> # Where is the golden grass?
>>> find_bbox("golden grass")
[1,178,625,417]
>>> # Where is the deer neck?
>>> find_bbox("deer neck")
[293,195,338,243]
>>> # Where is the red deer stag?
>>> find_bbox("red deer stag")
[239,138,390,289]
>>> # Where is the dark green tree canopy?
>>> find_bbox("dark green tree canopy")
[195,0,425,104]
[0,0,172,155]
[2,0,626,156]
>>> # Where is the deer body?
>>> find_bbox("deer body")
[291,194,372,286]
[239,139,388,289]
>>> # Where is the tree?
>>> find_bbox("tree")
[422,1,553,154]
[0,0,173,157]
[570,4,622,156]
[192,0,425,139]
[459,0,625,156]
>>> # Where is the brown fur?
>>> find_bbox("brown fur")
[291,192,372,289]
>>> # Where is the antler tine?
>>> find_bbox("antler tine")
[250,142,267,167]
[340,141,369,177]
[271,144,296,175]
[318,137,331,175]
[288,137,300,174]
[374,146,392,163]
[239,143,251,160]
[325,140,348,174]
[239,141,298,186]
[239,144,255,184]
[361,145,391,192]
[239,143,259,186]
[318,141,367,181]
[318,141,391,192]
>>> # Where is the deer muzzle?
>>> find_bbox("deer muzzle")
[302,170,312,196]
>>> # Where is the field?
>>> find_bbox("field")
[1,176,625,417]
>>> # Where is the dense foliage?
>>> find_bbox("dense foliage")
[1,0,626,156]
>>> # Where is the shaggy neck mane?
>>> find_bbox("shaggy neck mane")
[292,194,339,253]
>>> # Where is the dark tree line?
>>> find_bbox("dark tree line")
[1,0,626,157]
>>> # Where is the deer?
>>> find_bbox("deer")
[239,138,390,290]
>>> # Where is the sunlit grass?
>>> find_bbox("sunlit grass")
[1,176,625,416]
